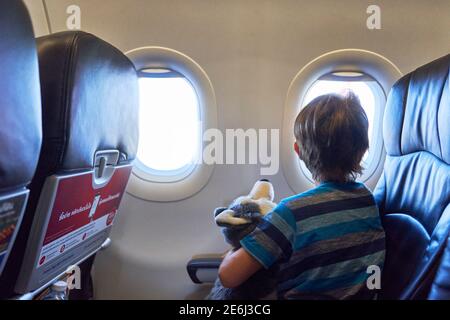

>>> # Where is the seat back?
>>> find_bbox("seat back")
[0,31,139,296]
[0,1,42,277]
[374,54,450,299]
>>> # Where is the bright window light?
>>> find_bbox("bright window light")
[302,77,376,163]
[137,71,200,174]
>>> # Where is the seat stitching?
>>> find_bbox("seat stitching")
[399,74,411,156]
[58,32,81,169]
[434,67,449,160]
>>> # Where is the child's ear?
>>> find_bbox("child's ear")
[294,141,300,156]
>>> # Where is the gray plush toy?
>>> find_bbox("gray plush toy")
[208,179,279,300]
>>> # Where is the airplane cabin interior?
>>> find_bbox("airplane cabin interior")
[0,0,449,306]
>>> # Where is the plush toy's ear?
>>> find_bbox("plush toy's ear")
[214,207,228,218]
[249,179,275,201]
[215,209,251,227]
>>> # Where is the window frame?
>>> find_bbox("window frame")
[282,49,402,192]
[126,47,217,202]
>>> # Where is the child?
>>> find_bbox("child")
[218,92,386,300]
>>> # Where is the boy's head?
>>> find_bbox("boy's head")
[294,92,369,183]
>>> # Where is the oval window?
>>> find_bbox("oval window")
[136,68,200,182]
[125,46,217,202]
[282,49,402,193]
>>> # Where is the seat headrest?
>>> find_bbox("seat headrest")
[383,54,450,164]
[36,31,139,173]
[0,1,42,193]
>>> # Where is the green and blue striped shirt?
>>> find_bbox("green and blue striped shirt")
[241,181,385,300]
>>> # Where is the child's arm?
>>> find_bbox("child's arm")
[218,248,263,288]
[219,202,296,289]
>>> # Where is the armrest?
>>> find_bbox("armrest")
[187,254,224,284]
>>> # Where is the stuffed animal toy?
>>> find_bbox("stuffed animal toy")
[207,179,279,300]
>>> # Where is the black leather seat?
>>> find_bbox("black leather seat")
[0,1,42,276]
[374,54,450,299]
[0,31,139,297]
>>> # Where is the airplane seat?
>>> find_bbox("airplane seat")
[428,231,450,299]
[374,54,450,300]
[0,31,139,298]
[0,1,42,277]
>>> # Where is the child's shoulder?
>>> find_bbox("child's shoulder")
[279,181,373,211]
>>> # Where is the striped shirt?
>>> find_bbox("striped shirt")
[240,181,385,300]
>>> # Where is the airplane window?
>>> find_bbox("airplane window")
[282,49,401,193]
[125,47,217,201]
[137,69,200,178]
[299,72,385,181]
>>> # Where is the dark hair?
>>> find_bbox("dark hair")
[294,92,369,183]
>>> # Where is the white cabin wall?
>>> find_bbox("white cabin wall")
[24,0,450,299]
[23,0,50,37]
